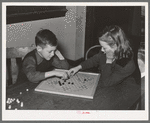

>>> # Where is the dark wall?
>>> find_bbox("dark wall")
[85,6,141,55]
[7,6,67,24]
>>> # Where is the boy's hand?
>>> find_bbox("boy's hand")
[55,50,65,60]
[45,70,69,80]
[68,65,82,77]
[55,71,69,80]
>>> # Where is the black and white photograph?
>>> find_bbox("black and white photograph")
[2,2,149,121]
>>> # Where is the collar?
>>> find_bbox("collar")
[35,49,44,65]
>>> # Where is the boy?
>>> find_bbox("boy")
[17,29,70,84]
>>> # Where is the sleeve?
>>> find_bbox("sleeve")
[81,51,103,70]
[51,55,70,70]
[22,56,45,83]
[100,59,136,87]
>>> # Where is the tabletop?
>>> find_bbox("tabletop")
[6,77,141,110]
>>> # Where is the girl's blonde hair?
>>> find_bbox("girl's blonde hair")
[99,25,133,60]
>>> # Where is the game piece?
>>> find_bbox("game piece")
[26,89,29,91]
[6,98,10,104]
[16,99,20,103]
[15,108,17,110]
[35,69,100,99]
[8,105,11,109]
[20,92,22,94]
[7,98,14,104]
[58,81,61,86]
[20,102,23,107]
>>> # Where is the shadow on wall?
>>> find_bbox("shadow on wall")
[129,35,142,85]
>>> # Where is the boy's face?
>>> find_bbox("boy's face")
[37,44,57,60]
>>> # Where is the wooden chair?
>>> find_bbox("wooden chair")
[84,45,101,73]
[130,80,145,110]
[6,45,35,86]
[85,45,101,60]
[129,47,145,110]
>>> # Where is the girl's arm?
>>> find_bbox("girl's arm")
[100,59,136,87]
[67,51,103,77]
[80,51,104,70]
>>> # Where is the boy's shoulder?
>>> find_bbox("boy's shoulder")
[23,49,36,61]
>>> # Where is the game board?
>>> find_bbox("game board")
[35,69,100,99]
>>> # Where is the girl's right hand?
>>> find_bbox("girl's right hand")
[106,50,115,59]
[68,65,82,77]
[106,50,115,63]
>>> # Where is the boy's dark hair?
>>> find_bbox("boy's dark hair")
[35,29,57,48]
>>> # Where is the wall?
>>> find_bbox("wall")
[6,6,86,60]
[76,6,86,60]
[130,7,141,36]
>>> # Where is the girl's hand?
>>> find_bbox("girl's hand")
[68,65,82,77]
[106,50,115,59]
[106,50,115,63]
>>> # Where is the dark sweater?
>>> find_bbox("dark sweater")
[81,51,136,87]
[17,49,70,83]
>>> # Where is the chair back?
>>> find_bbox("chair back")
[84,45,101,73]
[6,45,35,86]
[85,45,101,60]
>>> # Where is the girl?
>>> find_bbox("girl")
[68,25,137,87]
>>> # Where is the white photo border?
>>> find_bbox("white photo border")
[2,2,149,121]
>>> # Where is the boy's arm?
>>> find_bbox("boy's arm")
[23,56,69,83]
[52,50,70,70]
[22,57,46,83]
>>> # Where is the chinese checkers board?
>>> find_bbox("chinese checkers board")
[35,69,100,99]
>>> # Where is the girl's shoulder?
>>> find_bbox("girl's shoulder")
[98,50,106,56]
[116,58,132,67]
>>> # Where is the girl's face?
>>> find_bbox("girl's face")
[99,41,114,54]
[99,40,117,59]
